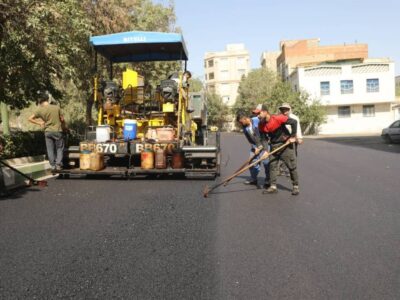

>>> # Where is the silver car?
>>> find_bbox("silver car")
[381,120,400,143]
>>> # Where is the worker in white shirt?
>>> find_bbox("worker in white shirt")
[277,103,303,177]
[279,103,303,147]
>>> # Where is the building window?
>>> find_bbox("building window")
[341,80,353,94]
[222,96,230,104]
[220,70,229,80]
[237,57,246,67]
[237,69,246,78]
[366,78,379,93]
[320,81,330,95]
[205,74,207,80]
[338,106,351,118]
[219,58,228,69]
[363,105,375,117]
[208,72,214,80]
[208,60,214,68]
[207,85,215,93]
[220,83,229,93]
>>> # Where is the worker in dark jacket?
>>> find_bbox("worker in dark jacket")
[258,104,299,195]
[236,112,270,188]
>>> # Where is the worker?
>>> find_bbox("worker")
[28,92,66,172]
[278,103,303,176]
[236,112,270,188]
[279,103,303,146]
[258,104,299,195]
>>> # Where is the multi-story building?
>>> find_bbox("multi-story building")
[204,44,250,107]
[277,39,368,81]
[395,75,400,120]
[260,51,280,73]
[270,38,396,134]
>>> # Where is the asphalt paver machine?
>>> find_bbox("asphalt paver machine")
[59,31,220,179]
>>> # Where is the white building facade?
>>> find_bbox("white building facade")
[289,60,396,134]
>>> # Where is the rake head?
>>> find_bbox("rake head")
[202,185,210,198]
[29,180,48,188]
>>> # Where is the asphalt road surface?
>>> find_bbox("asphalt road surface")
[1,134,399,299]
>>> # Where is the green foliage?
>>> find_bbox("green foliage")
[206,93,229,128]
[0,0,92,108]
[0,131,46,159]
[2,0,180,155]
[0,130,82,159]
[396,82,400,97]
[232,68,278,114]
[232,68,326,134]
[189,78,204,93]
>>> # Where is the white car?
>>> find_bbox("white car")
[381,120,400,143]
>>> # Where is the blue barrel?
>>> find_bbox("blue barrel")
[123,119,137,140]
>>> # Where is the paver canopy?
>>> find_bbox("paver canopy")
[90,31,188,63]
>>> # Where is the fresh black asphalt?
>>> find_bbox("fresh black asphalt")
[1,134,399,299]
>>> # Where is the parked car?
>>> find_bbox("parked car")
[381,120,400,143]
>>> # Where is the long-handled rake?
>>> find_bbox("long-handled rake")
[203,142,289,197]
[223,151,260,186]
[0,159,48,188]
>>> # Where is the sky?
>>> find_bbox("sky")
[157,0,399,79]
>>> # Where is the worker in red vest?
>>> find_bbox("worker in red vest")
[258,104,299,195]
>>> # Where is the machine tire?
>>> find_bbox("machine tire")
[383,134,392,144]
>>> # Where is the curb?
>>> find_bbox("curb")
[0,156,52,191]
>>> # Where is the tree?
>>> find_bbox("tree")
[189,78,204,93]
[269,81,326,134]
[232,68,278,115]
[1,0,180,132]
[0,0,92,133]
[232,68,326,134]
[206,93,228,128]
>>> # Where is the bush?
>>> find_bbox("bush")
[0,131,82,160]
[0,131,47,160]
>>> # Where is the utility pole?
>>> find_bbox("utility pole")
[1,101,10,135]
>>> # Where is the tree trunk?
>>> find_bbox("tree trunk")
[1,101,10,135]
[86,93,94,126]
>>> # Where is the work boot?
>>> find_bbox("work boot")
[244,179,257,186]
[292,185,300,196]
[263,185,278,194]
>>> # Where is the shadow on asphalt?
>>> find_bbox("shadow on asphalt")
[316,136,400,154]
[55,174,215,181]
[0,186,42,201]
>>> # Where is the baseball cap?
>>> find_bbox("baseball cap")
[279,103,291,110]
[252,104,262,114]
[253,103,268,113]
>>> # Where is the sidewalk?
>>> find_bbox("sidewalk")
[0,155,55,192]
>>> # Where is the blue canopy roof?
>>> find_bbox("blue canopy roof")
[90,31,188,63]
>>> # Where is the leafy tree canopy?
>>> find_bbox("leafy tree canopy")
[206,93,229,128]
[1,0,180,130]
[232,68,326,134]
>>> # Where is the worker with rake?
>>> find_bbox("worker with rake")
[236,110,270,189]
[258,104,300,195]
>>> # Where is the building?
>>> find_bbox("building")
[395,75,400,120]
[260,51,280,73]
[277,39,368,81]
[270,38,396,134]
[204,44,250,107]
[290,58,396,134]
